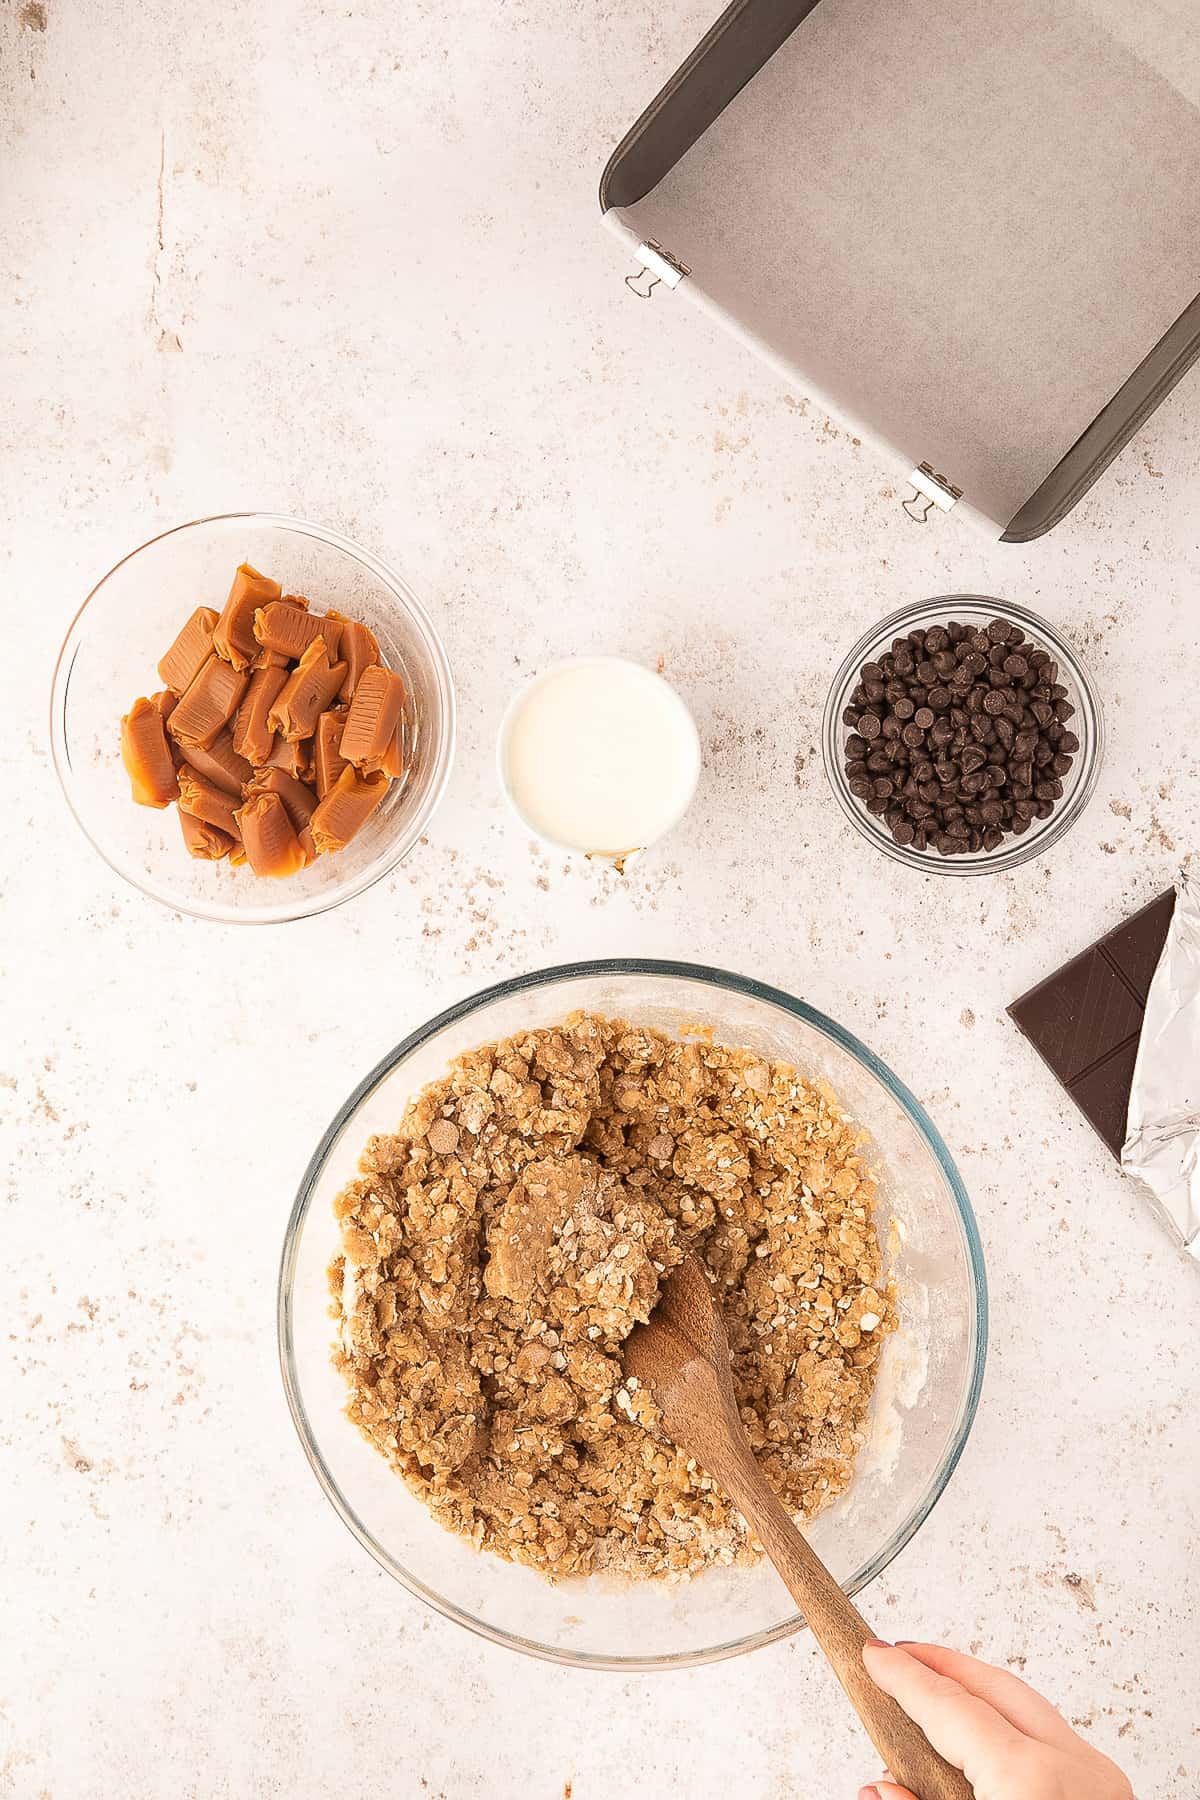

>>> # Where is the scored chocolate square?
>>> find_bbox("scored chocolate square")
[1007,889,1176,1156]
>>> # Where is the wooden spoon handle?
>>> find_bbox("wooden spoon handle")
[722,1462,973,1800]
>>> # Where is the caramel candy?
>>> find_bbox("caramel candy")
[340,665,406,772]
[151,689,178,724]
[177,764,243,838]
[268,638,348,742]
[236,790,308,879]
[232,663,288,766]
[168,655,249,751]
[178,808,235,861]
[121,696,180,808]
[253,600,343,663]
[309,764,388,855]
[182,727,253,796]
[212,563,281,670]
[246,766,318,833]
[313,708,350,798]
[157,607,218,695]
[335,618,380,702]
[252,646,290,670]
[263,733,311,780]
[376,723,404,782]
[298,824,317,866]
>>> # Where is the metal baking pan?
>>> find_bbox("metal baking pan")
[601,0,1200,539]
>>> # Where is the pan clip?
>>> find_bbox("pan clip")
[903,462,963,523]
[624,240,690,300]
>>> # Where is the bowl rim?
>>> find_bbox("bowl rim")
[277,957,989,1670]
[821,594,1104,877]
[49,510,457,925]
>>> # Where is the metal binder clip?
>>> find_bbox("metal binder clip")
[903,489,938,524]
[624,240,690,299]
[625,267,662,299]
[902,461,963,523]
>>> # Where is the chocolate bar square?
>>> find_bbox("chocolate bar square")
[1008,889,1176,1157]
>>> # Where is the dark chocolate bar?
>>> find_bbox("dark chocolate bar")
[1007,890,1176,1156]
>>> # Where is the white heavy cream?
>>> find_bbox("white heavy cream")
[499,657,701,858]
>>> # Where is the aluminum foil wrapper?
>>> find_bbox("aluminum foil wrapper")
[1122,868,1200,1259]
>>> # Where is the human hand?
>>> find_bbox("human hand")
[858,1641,1134,1800]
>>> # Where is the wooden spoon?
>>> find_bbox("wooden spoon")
[623,1256,972,1800]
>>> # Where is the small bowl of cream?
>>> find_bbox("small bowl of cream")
[497,657,701,866]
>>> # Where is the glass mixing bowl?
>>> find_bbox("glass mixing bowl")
[50,513,456,924]
[279,962,986,1668]
[822,596,1103,876]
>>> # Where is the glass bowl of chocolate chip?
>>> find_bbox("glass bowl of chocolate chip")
[822,596,1103,874]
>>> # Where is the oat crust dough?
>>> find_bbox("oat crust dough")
[331,1012,894,1580]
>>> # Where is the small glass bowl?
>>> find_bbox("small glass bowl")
[50,513,456,924]
[278,960,987,1669]
[822,596,1103,876]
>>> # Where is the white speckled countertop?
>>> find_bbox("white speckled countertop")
[3,2,1199,1795]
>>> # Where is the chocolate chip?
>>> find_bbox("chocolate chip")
[859,712,881,739]
[982,690,1007,716]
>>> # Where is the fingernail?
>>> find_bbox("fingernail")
[864,1637,891,1649]
[895,1638,917,1646]
[859,1787,882,1800]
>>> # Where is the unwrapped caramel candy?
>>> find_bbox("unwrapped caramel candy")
[179,808,235,861]
[335,618,380,701]
[236,790,307,878]
[180,727,253,796]
[263,733,310,780]
[213,564,281,670]
[121,562,409,880]
[233,663,288,767]
[309,764,388,855]
[168,655,249,751]
[340,665,405,774]
[177,765,244,839]
[158,607,218,695]
[247,766,318,833]
[268,638,347,742]
[313,708,350,798]
[253,600,342,663]
[121,696,180,808]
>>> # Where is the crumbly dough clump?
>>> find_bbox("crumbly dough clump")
[330,1013,895,1580]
